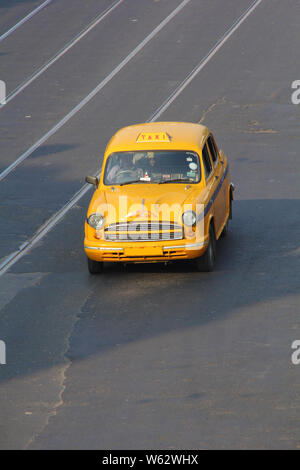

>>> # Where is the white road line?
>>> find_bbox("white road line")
[148,0,263,122]
[0,181,93,274]
[2,0,124,106]
[0,0,262,276]
[0,0,192,183]
[0,0,53,43]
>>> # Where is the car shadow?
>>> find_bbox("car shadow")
[0,198,299,371]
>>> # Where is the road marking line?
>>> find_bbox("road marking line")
[0,182,92,274]
[0,0,262,276]
[0,0,192,182]
[0,0,53,43]
[1,0,124,106]
[148,0,263,122]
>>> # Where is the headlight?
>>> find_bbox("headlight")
[182,211,196,226]
[87,213,105,229]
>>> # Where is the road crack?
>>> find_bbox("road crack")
[24,284,95,449]
[198,96,226,124]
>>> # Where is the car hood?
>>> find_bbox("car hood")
[91,184,201,224]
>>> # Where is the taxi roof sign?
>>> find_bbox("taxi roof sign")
[136,132,171,143]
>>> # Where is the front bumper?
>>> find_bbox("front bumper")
[84,238,208,263]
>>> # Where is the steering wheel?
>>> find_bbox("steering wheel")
[115,169,137,183]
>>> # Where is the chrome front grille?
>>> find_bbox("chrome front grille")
[104,221,183,241]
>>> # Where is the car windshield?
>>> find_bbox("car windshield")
[103,151,201,185]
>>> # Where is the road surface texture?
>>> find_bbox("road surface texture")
[0,0,299,449]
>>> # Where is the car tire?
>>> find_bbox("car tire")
[87,257,103,274]
[220,218,229,238]
[229,193,233,219]
[195,223,216,272]
[221,198,232,238]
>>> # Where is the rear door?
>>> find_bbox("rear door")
[201,141,222,236]
[207,134,227,233]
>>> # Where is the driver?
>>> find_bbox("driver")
[142,152,160,178]
[119,153,135,172]
[107,153,135,182]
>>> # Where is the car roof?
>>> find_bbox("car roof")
[105,122,209,155]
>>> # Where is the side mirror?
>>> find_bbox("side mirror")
[85,175,99,188]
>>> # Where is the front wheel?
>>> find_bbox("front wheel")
[195,223,216,272]
[221,198,232,238]
[220,218,229,238]
[87,257,103,274]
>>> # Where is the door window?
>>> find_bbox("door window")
[207,135,218,165]
[202,143,213,179]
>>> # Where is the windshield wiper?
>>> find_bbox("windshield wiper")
[119,180,149,186]
[158,178,192,184]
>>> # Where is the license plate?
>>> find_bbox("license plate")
[125,246,163,256]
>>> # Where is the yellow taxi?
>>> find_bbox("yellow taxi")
[84,122,234,273]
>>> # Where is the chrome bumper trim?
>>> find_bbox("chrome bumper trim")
[85,241,207,253]
[163,241,208,250]
[85,246,123,251]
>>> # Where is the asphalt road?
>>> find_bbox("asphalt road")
[0,0,299,449]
